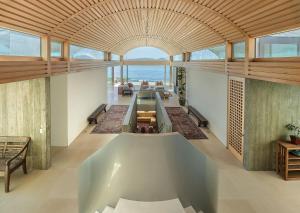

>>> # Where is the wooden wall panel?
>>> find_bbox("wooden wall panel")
[227,62,245,75]
[70,60,111,73]
[248,61,300,84]
[175,60,300,86]
[51,61,68,75]
[0,61,48,84]
[174,61,225,74]
[0,60,119,84]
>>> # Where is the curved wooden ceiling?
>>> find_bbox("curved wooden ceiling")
[0,0,300,55]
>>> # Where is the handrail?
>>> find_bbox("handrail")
[155,92,172,133]
[122,93,138,132]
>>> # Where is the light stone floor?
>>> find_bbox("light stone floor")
[1,86,300,213]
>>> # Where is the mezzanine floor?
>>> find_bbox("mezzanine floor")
[0,88,300,213]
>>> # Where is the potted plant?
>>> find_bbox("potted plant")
[286,123,300,145]
[177,67,186,106]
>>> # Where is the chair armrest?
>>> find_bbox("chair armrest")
[6,140,30,167]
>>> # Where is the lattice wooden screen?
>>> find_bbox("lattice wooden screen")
[228,77,245,162]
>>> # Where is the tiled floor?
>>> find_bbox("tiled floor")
[1,86,300,213]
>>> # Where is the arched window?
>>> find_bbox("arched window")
[124,47,169,60]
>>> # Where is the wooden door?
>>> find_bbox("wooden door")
[228,76,245,162]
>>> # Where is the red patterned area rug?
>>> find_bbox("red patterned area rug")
[165,107,208,140]
[91,105,129,134]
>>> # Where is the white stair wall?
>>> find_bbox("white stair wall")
[98,200,204,213]
[114,198,185,213]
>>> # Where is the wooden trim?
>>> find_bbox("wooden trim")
[189,59,225,62]
[69,59,105,62]
[63,41,70,59]
[0,56,42,61]
[225,41,232,73]
[254,57,300,62]
[50,57,64,61]
[123,60,170,65]
[41,35,51,75]
[245,37,255,76]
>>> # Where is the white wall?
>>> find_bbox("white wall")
[67,69,107,144]
[186,69,228,146]
[51,74,68,147]
[51,69,107,146]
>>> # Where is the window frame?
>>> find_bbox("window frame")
[50,40,63,59]
[70,44,104,61]
[173,54,183,62]
[232,41,246,60]
[190,44,226,61]
[255,28,300,60]
[111,53,120,61]
[0,27,42,60]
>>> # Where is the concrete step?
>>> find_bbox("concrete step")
[114,198,186,213]
[99,201,204,213]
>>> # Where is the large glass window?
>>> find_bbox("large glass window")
[70,45,104,60]
[173,54,183,61]
[233,42,245,59]
[191,44,225,60]
[51,41,62,57]
[124,47,169,60]
[111,53,120,61]
[256,29,300,58]
[0,28,40,57]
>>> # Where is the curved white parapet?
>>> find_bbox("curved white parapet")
[79,133,218,213]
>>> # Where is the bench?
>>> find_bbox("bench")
[88,104,107,124]
[187,106,208,127]
[0,136,31,192]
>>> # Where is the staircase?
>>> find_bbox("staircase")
[97,199,203,213]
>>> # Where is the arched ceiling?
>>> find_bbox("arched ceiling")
[0,0,300,55]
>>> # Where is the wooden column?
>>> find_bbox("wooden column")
[41,35,51,75]
[245,37,255,76]
[185,52,191,62]
[112,66,115,86]
[120,56,124,84]
[169,56,173,86]
[164,64,167,85]
[104,52,111,61]
[225,41,232,74]
[121,65,124,84]
[126,65,129,83]
[63,41,70,72]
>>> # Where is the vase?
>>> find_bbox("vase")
[290,135,300,145]
[179,98,186,106]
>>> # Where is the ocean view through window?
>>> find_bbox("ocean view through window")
[108,65,170,84]
[107,47,171,85]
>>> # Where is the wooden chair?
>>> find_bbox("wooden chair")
[0,136,31,192]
